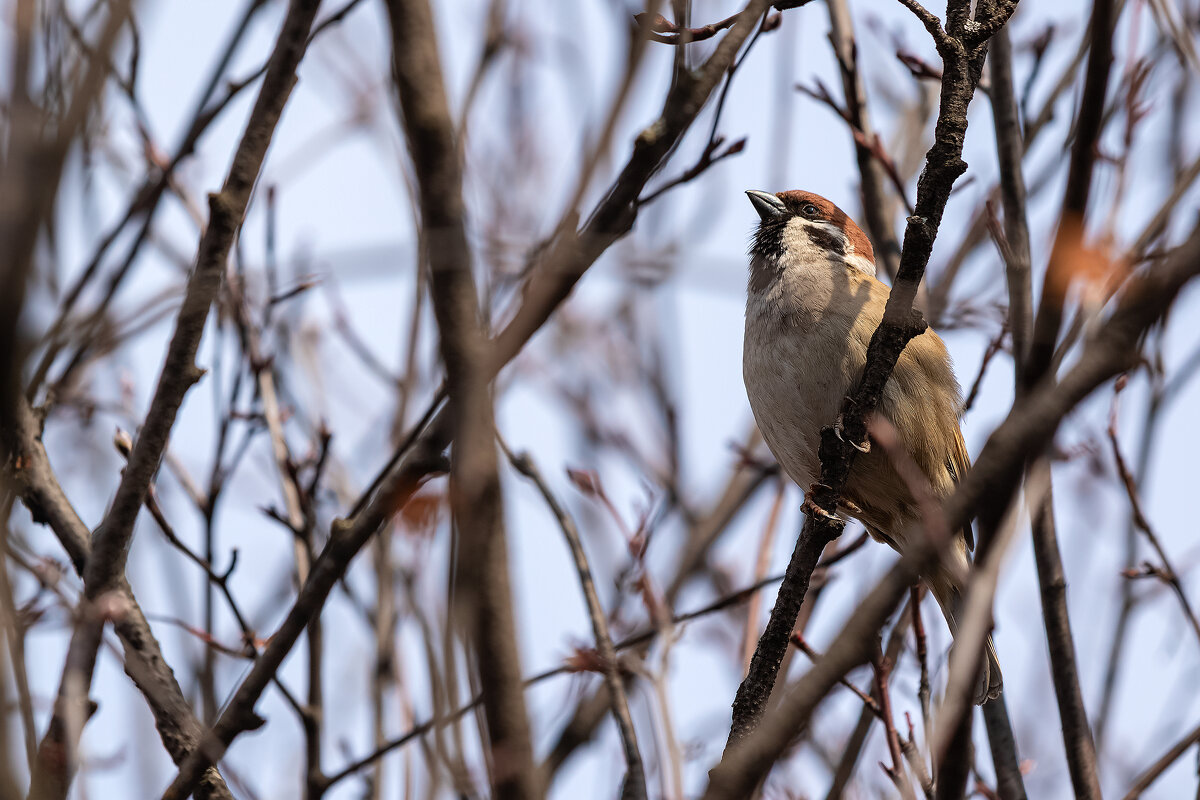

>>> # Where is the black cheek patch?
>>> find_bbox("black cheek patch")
[806,226,846,257]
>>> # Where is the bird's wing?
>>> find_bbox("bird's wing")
[947,425,974,550]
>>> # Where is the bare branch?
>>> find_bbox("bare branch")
[988,27,1033,381]
[895,0,952,50]
[502,442,646,798]
[826,0,906,277]
[1107,379,1200,647]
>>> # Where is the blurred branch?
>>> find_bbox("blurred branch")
[825,0,904,279]
[164,3,790,790]
[545,447,775,781]
[1024,0,1115,392]
[791,633,881,716]
[636,11,743,44]
[636,136,746,207]
[637,1,810,44]
[1007,1,1115,796]
[822,610,910,800]
[982,699,1027,800]
[26,0,272,398]
[489,0,777,368]
[162,410,450,800]
[871,640,918,800]
[0,514,37,773]
[1,0,131,428]
[0,2,226,798]
[902,713,935,800]
[1098,354,1182,748]
[30,0,367,398]
[935,708,972,800]
[974,31,1034,800]
[743,480,786,669]
[321,566,812,792]
[988,27,1033,384]
[385,0,537,796]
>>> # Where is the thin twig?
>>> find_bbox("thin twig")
[873,639,919,800]
[501,440,646,799]
[1107,378,1200,647]
[791,633,881,716]
[911,586,933,757]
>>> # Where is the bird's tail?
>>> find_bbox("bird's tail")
[928,573,1004,705]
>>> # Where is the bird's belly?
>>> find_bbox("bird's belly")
[743,314,848,492]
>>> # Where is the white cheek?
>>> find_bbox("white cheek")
[780,219,825,262]
[782,218,877,277]
[846,252,876,276]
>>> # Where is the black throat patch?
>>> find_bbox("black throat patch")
[748,218,787,293]
[750,217,787,261]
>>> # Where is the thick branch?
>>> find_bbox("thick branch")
[1028,476,1101,800]
[1005,6,1114,799]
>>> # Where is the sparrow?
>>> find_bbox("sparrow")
[742,188,1002,705]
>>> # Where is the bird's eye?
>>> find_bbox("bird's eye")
[801,203,819,217]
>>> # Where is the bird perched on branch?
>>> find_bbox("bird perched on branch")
[742,188,1002,705]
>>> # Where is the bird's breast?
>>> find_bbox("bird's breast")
[742,295,855,491]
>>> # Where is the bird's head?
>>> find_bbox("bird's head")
[745,189,876,292]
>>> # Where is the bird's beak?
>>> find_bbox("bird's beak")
[746,190,787,222]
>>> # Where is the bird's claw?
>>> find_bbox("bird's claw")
[833,413,870,453]
[802,490,840,522]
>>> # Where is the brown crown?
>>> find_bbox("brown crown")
[775,190,875,264]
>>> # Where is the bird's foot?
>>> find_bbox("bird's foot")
[833,412,870,453]
[802,488,841,522]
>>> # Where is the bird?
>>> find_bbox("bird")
[741,188,1002,705]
